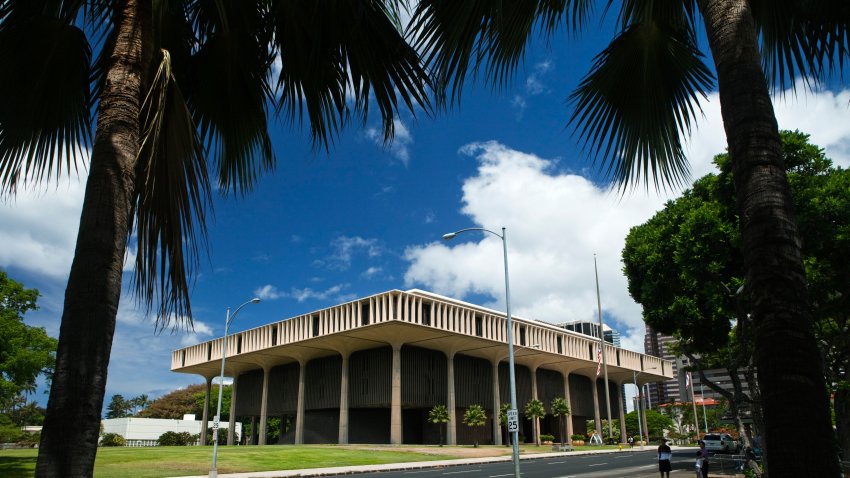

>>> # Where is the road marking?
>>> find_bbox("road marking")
[488,474,514,477]
[588,463,607,466]
[443,470,481,475]
[404,471,435,474]
[547,461,567,464]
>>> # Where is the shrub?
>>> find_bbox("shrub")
[100,433,126,447]
[157,431,195,446]
[570,434,585,442]
[540,434,555,442]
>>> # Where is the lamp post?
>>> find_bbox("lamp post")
[210,297,260,478]
[632,366,658,450]
[443,227,520,478]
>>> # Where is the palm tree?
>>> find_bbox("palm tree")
[551,397,570,446]
[428,404,450,446]
[498,402,512,446]
[462,404,487,448]
[408,2,845,476]
[1,1,431,476]
[524,398,545,446]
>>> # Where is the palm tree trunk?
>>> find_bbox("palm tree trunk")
[697,1,839,476]
[36,0,152,476]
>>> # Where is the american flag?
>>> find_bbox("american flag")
[596,345,602,376]
[685,371,692,389]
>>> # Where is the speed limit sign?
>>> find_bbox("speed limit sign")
[507,409,519,432]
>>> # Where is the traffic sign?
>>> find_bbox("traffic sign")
[507,409,519,432]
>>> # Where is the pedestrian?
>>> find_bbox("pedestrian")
[657,438,672,478]
[695,440,709,478]
[628,436,634,448]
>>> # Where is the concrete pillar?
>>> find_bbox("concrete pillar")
[491,359,502,446]
[227,374,238,445]
[338,353,350,444]
[259,366,270,445]
[200,377,211,445]
[618,385,628,443]
[531,367,540,445]
[390,344,402,444]
[563,371,574,443]
[295,361,306,444]
[592,377,602,439]
[447,352,456,445]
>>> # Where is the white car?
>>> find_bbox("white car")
[703,433,738,453]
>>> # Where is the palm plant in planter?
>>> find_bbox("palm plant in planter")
[428,405,449,446]
[551,397,570,445]
[463,404,487,448]
[524,398,545,446]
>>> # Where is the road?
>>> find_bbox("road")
[319,450,706,478]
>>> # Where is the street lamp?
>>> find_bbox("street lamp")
[632,366,658,450]
[443,227,521,478]
[210,297,261,478]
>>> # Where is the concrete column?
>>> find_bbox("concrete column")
[295,361,306,444]
[390,344,402,444]
[227,374,239,445]
[259,366,270,445]
[618,385,628,443]
[200,377,211,445]
[491,359,502,446]
[591,377,602,438]
[447,352,456,446]
[563,372,574,443]
[338,353,350,444]
[531,367,540,445]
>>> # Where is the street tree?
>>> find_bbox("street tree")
[550,397,570,445]
[104,394,133,419]
[407,3,847,475]
[0,271,57,411]
[524,398,545,446]
[498,402,511,446]
[462,404,487,448]
[1,2,432,475]
[428,404,449,446]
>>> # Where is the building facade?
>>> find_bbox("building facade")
[172,289,672,445]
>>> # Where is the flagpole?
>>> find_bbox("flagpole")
[594,254,613,443]
[700,383,709,433]
[689,373,700,441]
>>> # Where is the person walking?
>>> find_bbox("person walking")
[657,438,672,478]
[628,436,634,448]
[695,440,710,478]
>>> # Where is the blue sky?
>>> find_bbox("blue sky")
[3,25,850,412]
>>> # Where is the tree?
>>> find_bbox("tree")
[2,2,432,474]
[623,409,674,441]
[428,404,449,446]
[0,271,57,410]
[497,402,511,446]
[462,404,487,448]
[623,131,850,456]
[104,394,133,419]
[550,397,570,445]
[524,398,545,446]
[130,394,150,415]
[408,3,846,475]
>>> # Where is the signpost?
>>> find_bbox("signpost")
[507,409,519,433]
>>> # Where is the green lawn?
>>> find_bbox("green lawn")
[0,445,458,478]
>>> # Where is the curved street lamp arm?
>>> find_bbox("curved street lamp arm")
[442,227,503,240]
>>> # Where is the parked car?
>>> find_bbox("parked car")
[703,433,739,453]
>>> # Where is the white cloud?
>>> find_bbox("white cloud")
[362,266,383,278]
[254,284,284,300]
[366,118,413,166]
[288,284,356,303]
[315,235,382,271]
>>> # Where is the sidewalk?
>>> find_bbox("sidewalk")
[178,446,747,478]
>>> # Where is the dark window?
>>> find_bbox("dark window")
[588,344,594,361]
[312,315,320,336]
[361,303,370,326]
[207,343,212,361]
[236,335,242,354]
[181,351,186,366]
[519,326,527,346]
[422,303,432,326]
[271,327,278,346]
[557,337,563,354]
[475,315,483,337]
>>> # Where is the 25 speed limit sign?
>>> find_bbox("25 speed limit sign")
[506,409,519,432]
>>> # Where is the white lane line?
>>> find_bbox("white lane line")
[488,474,514,477]
[547,461,567,464]
[587,463,608,467]
[443,470,481,475]
[404,471,435,474]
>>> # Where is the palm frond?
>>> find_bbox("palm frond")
[410,0,580,107]
[569,18,714,192]
[133,49,211,330]
[754,0,850,91]
[185,0,275,195]
[271,0,432,147]
[0,11,91,195]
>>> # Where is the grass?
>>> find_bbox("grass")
[0,443,629,478]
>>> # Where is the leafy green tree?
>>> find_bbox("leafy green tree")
[1,2,432,474]
[524,398,545,446]
[408,3,847,474]
[462,404,487,448]
[550,397,570,445]
[428,404,449,446]
[104,394,133,419]
[624,409,673,441]
[497,402,512,446]
[98,433,125,447]
[156,431,195,446]
[0,271,57,410]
